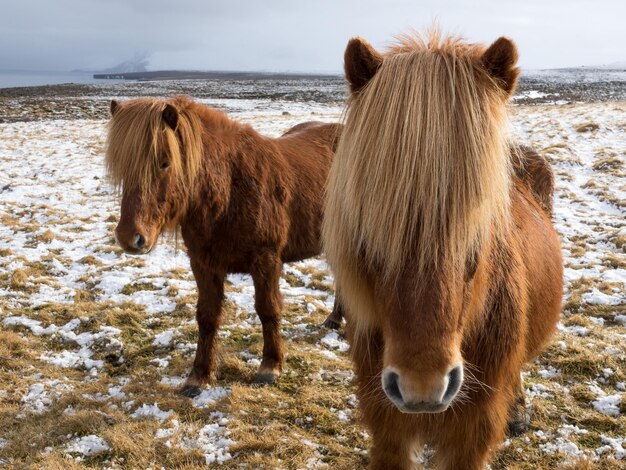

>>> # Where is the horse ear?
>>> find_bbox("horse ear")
[110,100,119,116]
[162,104,179,130]
[344,37,383,93]
[481,37,520,96]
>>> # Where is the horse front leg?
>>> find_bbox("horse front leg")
[432,370,519,470]
[251,251,284,384]
[181,263,226,397]
[350,324,421,469]
[369,430,422,470]
[433,396,510,469]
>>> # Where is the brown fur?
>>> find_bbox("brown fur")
[344,37,384,93]
[105,96,342,392]
[511,145,555,214]
[323,31,563,469]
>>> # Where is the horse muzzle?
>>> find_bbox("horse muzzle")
[381,364,464,414]
[115,229,155,255]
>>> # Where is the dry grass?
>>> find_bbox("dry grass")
[38,229,55,243]
[593,157,623,172]
[576,122,600,133]
[0,279,368,468]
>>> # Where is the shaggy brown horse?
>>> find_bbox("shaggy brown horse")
[105,96,341,396]
[323,32,563,469]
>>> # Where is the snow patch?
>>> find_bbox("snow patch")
[192,387,230,408]
[65,435,110,457]
[592,394,623,417]
[320,331,349,353]
[153,329,177,348]
[596,435,626,460]
[131,403,174,422]
[180,411,234,465]
[582,288,623,306]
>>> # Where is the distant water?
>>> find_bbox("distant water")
[1,67,624,90]
[0,70,114,89]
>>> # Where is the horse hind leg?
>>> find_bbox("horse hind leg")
[251,252,285,384]
[322,298,344,330]
[508,372,531,437]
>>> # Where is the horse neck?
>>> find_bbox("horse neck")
[194,103,240,138]
[184,108,276,221]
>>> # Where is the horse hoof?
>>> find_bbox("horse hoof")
[507,404,531,437]
[322,317,341,330]
[508,420,529,437]
[253,372,279,385]
[180,384,203,398]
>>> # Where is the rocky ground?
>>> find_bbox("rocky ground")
[0,68,624,124]
[0,77,624,468]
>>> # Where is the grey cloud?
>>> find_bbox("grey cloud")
[1,0,624,72]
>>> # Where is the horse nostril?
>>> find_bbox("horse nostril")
[382,370,403,403]
[134,234,146,249]
[443,365,463,403]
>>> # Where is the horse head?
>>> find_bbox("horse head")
[105,97,202,254]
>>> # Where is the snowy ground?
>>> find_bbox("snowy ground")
[0,98,624,468]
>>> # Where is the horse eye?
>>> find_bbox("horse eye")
[159,161,170,170]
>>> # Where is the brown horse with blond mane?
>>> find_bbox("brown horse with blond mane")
[323,32,563,469]
[106,96,341,396]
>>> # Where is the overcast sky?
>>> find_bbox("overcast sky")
[1,0,624,73]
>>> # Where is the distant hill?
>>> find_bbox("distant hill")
[594,60,626,70]
[99,57,149,74]
[94,53,150,74]
[93,70,341,81]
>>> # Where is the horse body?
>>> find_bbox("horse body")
[323,32,562,469]
[180,119,335,268]
[106,96,341,394]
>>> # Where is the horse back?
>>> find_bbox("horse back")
[276,122,343,262]
[280,121,342,151]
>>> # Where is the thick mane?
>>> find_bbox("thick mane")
[324,31,512,281]
[105,96,203,196]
